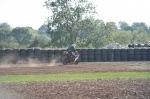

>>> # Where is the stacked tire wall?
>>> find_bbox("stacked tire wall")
[141,48,147,61]
[41,49,49,62]
[12,49,20,63]
[127,48,134,61]
[121,49,127,61]
[114,49,121,61]
[134,48,141,61]
[20,49,27,61]
[0,48,150,64]
[48,49,54,62]
[94,49,101,62]
[107,49,114,61]
[34,49,41,62]
[101,49,107,62]
[0,49,5,63]
[88,49,94,62]
[81,49,88,62]
[148,49,150,61]
[54,49,61,63]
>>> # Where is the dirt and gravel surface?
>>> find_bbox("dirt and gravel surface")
[0,62,150,75]
[0,62,150,99]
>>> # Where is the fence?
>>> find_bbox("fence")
[0,48,150,64]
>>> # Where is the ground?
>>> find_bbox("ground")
[0,62,150,99]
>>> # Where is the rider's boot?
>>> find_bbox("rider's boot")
[73,57,78,64]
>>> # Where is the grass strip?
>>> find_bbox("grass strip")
[0,72,150,82]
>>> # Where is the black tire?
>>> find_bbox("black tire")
[63,57,68,65]
[63,60,67,65]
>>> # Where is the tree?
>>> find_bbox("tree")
[118,21,129,30]
[76,19,118,48]
[44,0,97,47]
[131,22,149,33]
[29,36,40,47]
[38,24,50,37]
[148,26,150,33]
[10,27,38,45]
[135,27,150,43]
[0,41,20,49]
[109,30,133,44]
[76,18,102,48]
[38,34,51,47]
[0,28,12,42]
[0,22,11,29]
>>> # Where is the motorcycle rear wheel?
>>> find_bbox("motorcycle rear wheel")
[63,60,67,65]
[63,57,69,65]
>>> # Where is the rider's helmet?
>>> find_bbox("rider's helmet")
[72,44,76,48]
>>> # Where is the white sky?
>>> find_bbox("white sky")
[0,0,150,30]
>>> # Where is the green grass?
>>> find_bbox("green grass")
[0,72,150,82]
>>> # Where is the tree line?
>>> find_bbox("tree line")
[1,0,150,49]
[0,22,50,48]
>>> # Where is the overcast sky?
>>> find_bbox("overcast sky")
[0,0,150,30]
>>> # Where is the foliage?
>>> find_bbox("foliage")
[0,28,12,42]
[118,21,129,30]
[38,24,50,37]
[10,27,38,45]
[44,0,97,47]
[131,22,149,33]
[0,22,11,29]
[1,6,150,49]
[0,41,24,49]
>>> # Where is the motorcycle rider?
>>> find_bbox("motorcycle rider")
[67,44,77,63]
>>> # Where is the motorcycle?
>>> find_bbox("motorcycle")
[62,51,80,65]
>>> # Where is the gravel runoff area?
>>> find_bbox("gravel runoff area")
[0,62,150,99]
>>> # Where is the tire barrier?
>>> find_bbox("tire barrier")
[54,49,61,62]
[128,44,131,48]
[27,49,35,63]
[144,44,150,47]
[0,48,150,63]
[88,49,94,62]
[127,48,134,61]
[148,48,150,61]
[107,49,114,61]
[94,49,101,62]
[41,49,48,62]
[20,49,27,61]
[134,48,141,61]
[134,44,138,47]
[137,44,142,47]
[114,49,121,61]
[121,49,127,61]
[0,49,5,63]
[101,48,107,62]
[5,49,13,55]
[12,49,20,63]
[47,49,54,62]
[34,49,41,61]
[27,49,34,58]
[81,49,88,62]
[141,48,147,61]
[5,49,13,63]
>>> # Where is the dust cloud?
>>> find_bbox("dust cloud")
[0,55,62,68]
